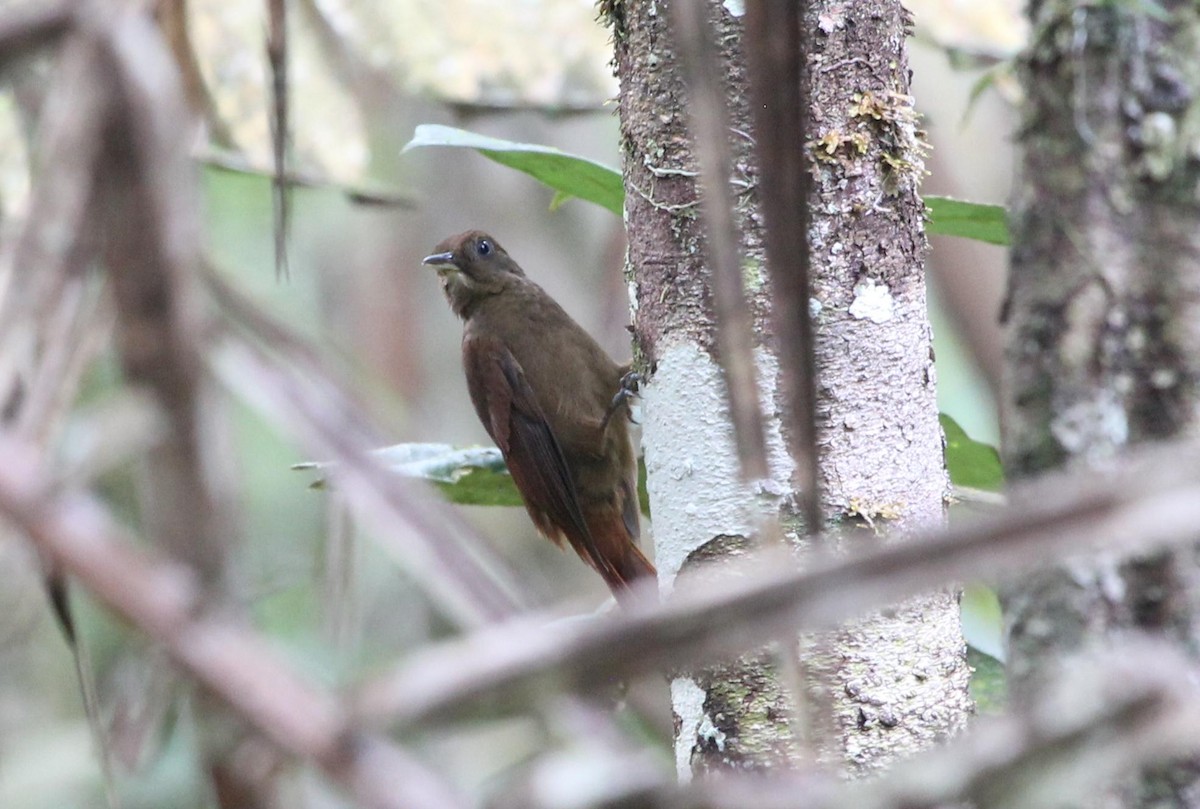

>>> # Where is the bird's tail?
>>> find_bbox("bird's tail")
[613,542,656,600]
[583,508,656,604]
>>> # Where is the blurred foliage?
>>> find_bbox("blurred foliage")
[904,0,1026,59]
[189,0,615,183]
[0,0,1024,803]
[962,582,1005,662]
[0,164,356,809]
[967,646,1007,714]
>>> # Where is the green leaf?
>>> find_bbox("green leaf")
[637,457,650,517]
[297,442,653,514]
[548,189,573,212]
[403,128,1010,249]
[403,125,624,216]
[294,444,522,507]
[967,645,1007,714]
[940,413,1004,492]
[925,195,1010,246]
[961,582,1004,661]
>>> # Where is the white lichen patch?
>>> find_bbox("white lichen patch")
[627,280,639,313]
[1064,553,1126,604]
[1138,111,1178,180]
[722,0,745,17]
[1061,281,1107,368]
[671,677,707,782]
[849,278,895,324]
[1151,368,1178,389]
[697,712,726,751]
[1050,391,1129,455]
[641,342,795,587]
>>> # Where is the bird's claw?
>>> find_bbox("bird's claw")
[618,371,643,398]
[601,372,643,430]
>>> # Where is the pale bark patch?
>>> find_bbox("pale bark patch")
[642,340,795,589]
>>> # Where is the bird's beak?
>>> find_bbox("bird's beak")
[422,251,456,270]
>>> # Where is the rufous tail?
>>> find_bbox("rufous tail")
[583,509,656,604]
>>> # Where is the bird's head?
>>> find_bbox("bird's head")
[422,230,525,318]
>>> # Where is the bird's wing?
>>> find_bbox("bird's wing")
[462,336,603,563]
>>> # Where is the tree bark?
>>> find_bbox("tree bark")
[1004,1,1200,805]
[613,0,970,780]
[799,0,972,776]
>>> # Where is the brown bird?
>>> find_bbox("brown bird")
[423,230,655,601]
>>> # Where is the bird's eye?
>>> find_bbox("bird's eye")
[477,239,492,256]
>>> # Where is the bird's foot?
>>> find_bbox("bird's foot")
[601,372,643,430]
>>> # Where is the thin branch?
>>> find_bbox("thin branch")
[265,0,289,280]
[0,2,72,72]
[443,98,609,117]
[0,433,469,809]
[200,149,417,207]
[93,6,231,584]
[213,337,526,627]
[322,492,360,655]
[155,0,236,149]
[744,0,822,534]
[0,33,119,803]
[0,35,107,368]
[202,263,527,626]
[15,276,113,447]
[353,437,1200,728]
[669,0,770,482]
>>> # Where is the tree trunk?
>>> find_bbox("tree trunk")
[613,0,971,780]
[1004,1,1200,805]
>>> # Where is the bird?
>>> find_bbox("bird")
[422,230,655,602]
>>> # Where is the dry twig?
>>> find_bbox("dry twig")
[355,437,1200,728]
[0,433,469,809]
[668,0,770,482]
[744,0,822,534]
[265,0,289,279]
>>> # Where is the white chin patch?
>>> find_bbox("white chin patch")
[440,270,472,294]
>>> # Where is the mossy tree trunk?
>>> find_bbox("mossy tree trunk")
[1003,1,1200,805]
[612,0,971,780]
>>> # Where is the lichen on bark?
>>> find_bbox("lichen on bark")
[799,0,972,776]
[616,0,970,780]
[1004,1,1200,804]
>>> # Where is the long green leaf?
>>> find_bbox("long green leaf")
[405,127,1010,248]
[402,125,624,216]
[925,195,1010,246]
